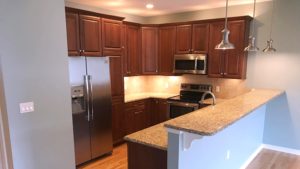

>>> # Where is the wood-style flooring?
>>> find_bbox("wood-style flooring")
[247,149,300,169]
[78,145,300,169]
[78,144,127,169]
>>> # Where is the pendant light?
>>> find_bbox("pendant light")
[263,0,276,52]
[244,0,259,52]
[215,0,235,50]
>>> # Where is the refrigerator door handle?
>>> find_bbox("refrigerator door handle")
[84,75,91,122]
[88,75,94,121]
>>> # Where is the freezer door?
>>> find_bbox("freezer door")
[86,57,113,158]
[68,57,92,165]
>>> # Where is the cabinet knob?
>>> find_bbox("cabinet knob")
[82,50,85,53]
[122,46,125,49]
[224,72,227,75]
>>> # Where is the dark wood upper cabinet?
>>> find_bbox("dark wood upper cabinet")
[224,20,248,79]
[192,23,210,53]
[141,27,158,75]
[175,25,192,54]
[124,24,141,76]
[102,18,123,56]
[158,26,176,75]
[66,11,80,56]
[109,56,124,97]
[208,22,224,78]
[79,15,102,56]
[176,23,209,54]
[208,19,250,79]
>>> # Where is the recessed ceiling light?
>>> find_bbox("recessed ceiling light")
[146,3,154,9]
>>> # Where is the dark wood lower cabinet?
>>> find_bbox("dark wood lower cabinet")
[127,142,167,169]
[148,99,169,126]
[124,98,168,136]
[124,100,149,135]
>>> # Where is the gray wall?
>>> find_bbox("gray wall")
[0,0,76,168]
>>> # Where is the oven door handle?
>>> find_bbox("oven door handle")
[167,101,199,108]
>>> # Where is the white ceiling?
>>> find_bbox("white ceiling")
[66,0,270,17]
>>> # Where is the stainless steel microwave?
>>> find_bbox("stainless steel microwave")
[173,54,207,74]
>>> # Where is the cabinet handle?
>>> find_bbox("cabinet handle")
[224,72,227,75]
[82,50,85,53]
[156,69,158,73]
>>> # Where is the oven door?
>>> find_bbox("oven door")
[168,101,199,119]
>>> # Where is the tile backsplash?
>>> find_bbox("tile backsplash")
[124,75,250,99]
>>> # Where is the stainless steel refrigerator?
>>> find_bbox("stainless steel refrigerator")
[68,56,113,165]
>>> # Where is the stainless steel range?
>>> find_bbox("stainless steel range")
[167,83,214,119]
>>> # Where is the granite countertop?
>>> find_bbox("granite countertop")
[125,89,284,150]
[164,89,284,135]
[124,123,168,151]
[125,92,178,103]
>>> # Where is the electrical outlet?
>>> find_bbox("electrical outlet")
[19,102,34,114]
[226,150,231,160]
[216,86,220,93]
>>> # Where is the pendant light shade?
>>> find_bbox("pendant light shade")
[244,0,259,52]
[263,39,276,52]
[215,0,235,50]
[244,36,259,52]
[263,0,277,52]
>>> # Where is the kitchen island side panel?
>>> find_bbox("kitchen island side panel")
[168,105,266,169]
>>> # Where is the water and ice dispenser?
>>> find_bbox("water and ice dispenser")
[71,86,86,114]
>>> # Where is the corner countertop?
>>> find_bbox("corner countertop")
[125,92,178,103]
[124,89,284,150]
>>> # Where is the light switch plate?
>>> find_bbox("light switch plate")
[19,102,34,114]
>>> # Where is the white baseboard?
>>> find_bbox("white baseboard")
[239,145,264,169]
[263,144,300,155]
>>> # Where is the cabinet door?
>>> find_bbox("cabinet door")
[192,23,209,53]
[109,56,124,97]
[102,18,123,56]
[79,15,102,56]
[158,26,176,75]
[149,99,169,125]
[175,25,192,54]
[157,99,169,123]
[112,96,125,144]
[125,24,141,76]
[224,20,248,79]
[66,11,80,56]
[208,22,225,78]
[142,27,158,74]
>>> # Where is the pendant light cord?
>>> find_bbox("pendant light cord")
[225,0,228,29]
[251,0,257,36]
[269,0,275,39]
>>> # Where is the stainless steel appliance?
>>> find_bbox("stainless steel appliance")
[69,57,113,165]
[167,83,213,119]
[173,54,207,74]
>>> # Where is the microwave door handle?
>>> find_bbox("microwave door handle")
[84,75,90,122]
